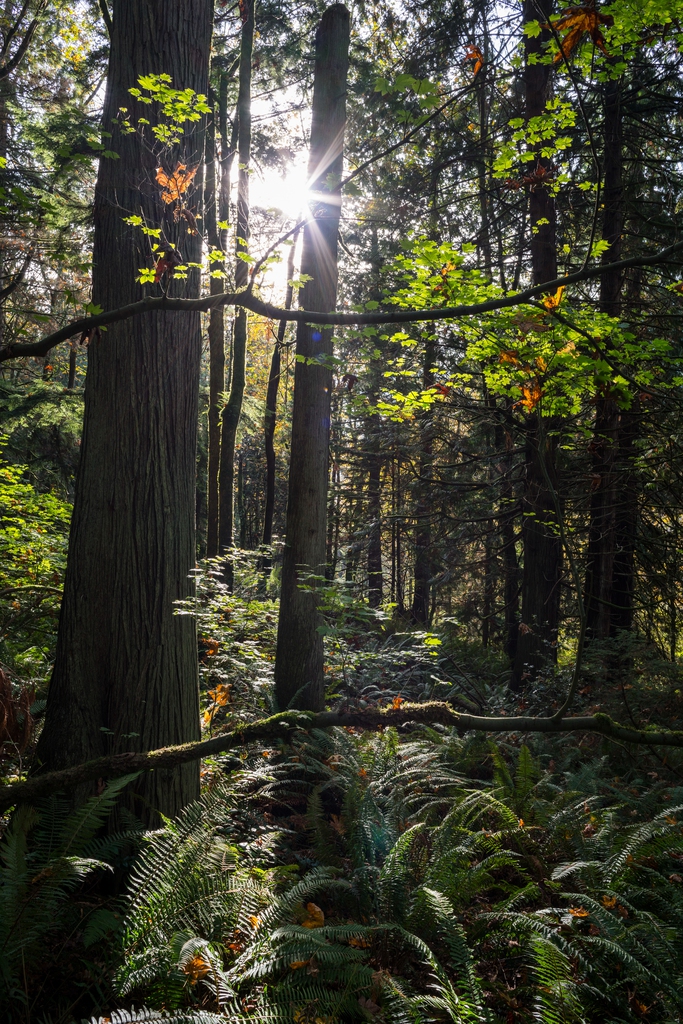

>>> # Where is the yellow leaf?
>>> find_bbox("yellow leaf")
[248,914,261,929]
[290,960,309,970]
[569,907,589,917]
[301,902,325,928]
[602,895,617,908]
[542,285,565,311]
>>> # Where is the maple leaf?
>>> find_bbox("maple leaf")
[569,906,589,917]
[156,163,198,204]
[522,161,555,191]
[549,3,614,63]
[542,284,566,311]
[301,902,325,928]
[392,695,404,709]
[465,43,484,75]
[518,380,544,412]
[499,350,521,365]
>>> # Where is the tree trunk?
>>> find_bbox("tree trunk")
[411,334,436,625]
[262,230,299,571]
[274,4,350,712]
[366,226,383,608]
[584,74,624,641]
[36,0,212,823]
[205,100,223,559]
[511,0,562,690]
[218,1,254,574]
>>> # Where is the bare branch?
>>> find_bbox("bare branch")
[2,237,682,365]
[3,703,683,812]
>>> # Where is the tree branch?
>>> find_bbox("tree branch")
[3,703,683,812]
[2,238,682,365]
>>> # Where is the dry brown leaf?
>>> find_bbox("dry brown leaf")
[548,3,614,62]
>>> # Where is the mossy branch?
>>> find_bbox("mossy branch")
[3,704,683,813]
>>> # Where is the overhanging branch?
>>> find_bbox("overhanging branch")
[3,703,682,812]
[2,238,682,365]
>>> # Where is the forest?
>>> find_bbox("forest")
[2,0,683,1020]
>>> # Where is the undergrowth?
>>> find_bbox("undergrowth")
[2,578,683,1022]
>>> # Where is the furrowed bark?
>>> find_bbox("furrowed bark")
[34,0,213,825]
[274,4,350,712]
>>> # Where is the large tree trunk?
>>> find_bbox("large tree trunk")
[36,0,212,823]
[274,4,350,712]
[511,0,561,689]
[218,1,254,573]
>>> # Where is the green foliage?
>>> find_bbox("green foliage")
[0,446,71,677]
[0,774,140,1017]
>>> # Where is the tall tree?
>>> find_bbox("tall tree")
[584,71,624,642]
[262,229,299,569]
[36,0,213,823]
[511,0,562,690]
[274,3,350,712]
[218,1,254,576]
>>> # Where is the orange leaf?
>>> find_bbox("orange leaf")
[392,695,404,709]
[349,935,372,948]
[290,960,309,970]
[542,285,565,311]
[301,902,325,928]
[499,350,520,365]
[248,914,261,929]
[518,381,544,412]
[549,4,613,63]
[569,907,589,917]
[465,44,484,75]
[602,895,617,908]
[183,954,211,984]
[156,162,198,204]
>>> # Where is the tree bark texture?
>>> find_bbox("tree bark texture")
[35,0,212,824]
[274,4,350,712]
[512,0,561,689]
[219,1,254,566]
